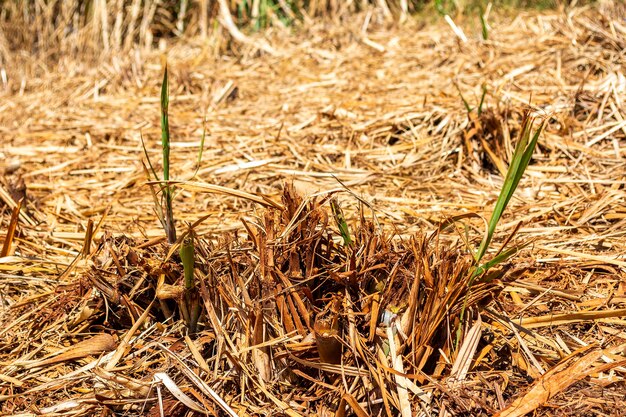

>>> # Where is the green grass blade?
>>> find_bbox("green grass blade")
[455,82,473,114]
[160,64,176,244]
[477,84,487,116]
[161,66,170,183]
[472,242,530,279]
[457,115,542,347]
[139,132,160,181]
[480,11,488,41]
[475,114,544,263]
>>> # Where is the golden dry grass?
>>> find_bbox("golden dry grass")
[1,3,626,416]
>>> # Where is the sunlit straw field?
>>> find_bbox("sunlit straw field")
[1,1,625,416]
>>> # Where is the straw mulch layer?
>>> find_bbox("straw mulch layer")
[1,4,626,416]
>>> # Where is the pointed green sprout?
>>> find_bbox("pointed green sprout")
[480,11,489,41]
[180,230,201,333]
[180,232,195,290]
[455,82,473,114]
[160,65,177,244]
[477,84,487,116]
[330,196,353,247]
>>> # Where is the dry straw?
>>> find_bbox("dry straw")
[1,2,626,416]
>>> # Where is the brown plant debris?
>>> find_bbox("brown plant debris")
[2,3,626,417]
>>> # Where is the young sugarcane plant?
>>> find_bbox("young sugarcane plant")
[160,66,176,244]
[142,63,207,333]
[457,111,545,345]
[179,229,201,333]
[141,65,176,244]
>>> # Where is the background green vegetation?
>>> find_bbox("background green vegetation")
[0,0,590,60]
